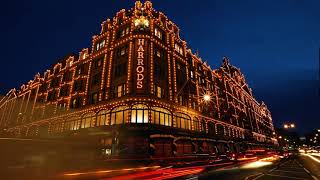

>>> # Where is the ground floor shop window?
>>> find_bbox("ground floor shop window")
[174,113,191,130]
[131,104,148,123]
[111,106,129,125]
[151,107,172,126]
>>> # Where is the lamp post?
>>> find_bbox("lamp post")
[203,94,211,102]
[284,123,295,129]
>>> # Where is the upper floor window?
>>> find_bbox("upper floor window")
[154,48,162,58]
[154,27,163,40]
[95,40,105,51]
[187,57,193,66]
[54,67,60,75]
[116,45,129,57]
[156,86,162,98]
[82,53,87,60]
[37,96,45,103]
[154,60,166,80]
[93,58,103,69]
[63,71,72,82]
[117,26,130,39]
[71,97,83,108]
[92,73,101,86]
[39,83,48,93]
[76,64,86,75]
[115,62,127,77]
[177,63,181,70]
[192,102,196,109]
[58,102,67,110]
[90,92,98,104]
[174,43,183,55]
[31,89,36,96]
[190,71,194,80]
[117,84,126,97]
[59,85,70,97]
[73,80,85,92]
[47,90,57,101]
[179,96,183,105]
[50,77,60,88]
[72,99,77,108]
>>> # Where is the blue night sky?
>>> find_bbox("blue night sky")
[0,0,319,134]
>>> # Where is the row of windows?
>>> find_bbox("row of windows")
[39,83,143,107]
[96,40,105,51]
[174,43,183,55]
[117,26,130,39]
[50,105,199,133]
[115,45,129,57]
[154,27,163,40]
[50,105,245,139]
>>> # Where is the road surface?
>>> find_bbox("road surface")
[197,155,319,180]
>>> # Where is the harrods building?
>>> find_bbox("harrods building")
[0,1,277,157]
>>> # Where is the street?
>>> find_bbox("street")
[2,153,320,180]
[56,154,320,180]
[197,155,319,180]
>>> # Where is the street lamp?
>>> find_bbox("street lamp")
[284,123,295,129]
[203,94,211,102]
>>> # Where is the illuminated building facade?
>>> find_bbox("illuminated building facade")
[0,1,277,157]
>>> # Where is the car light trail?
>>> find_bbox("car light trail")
[239,155,278,169]
[237,157,257,161]
[310,153,320,157]
[102,162,234,180]
[302,153,320,163]
[63,165,161,176]
[241,161,273,169]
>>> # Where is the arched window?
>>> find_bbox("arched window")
[111,106,129,125]
[217,124,224,135]
[201,119,206,132]
[151,107,172,126]
[131,104,148,123]
[174,113,191,130]
[97,110,110,126]
[225,126,230,136]
[64,116,81,131]
[208,122,215,135]
[191,117,200,131]
[27,125,38,137]
[81,112,96,128]
[50,120,63,133]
